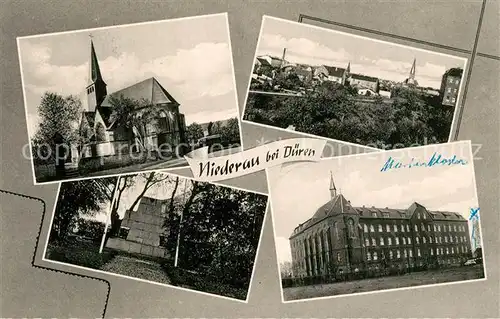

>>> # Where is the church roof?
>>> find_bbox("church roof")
[100,77,179,108]
[350,73,379,82]
[88,40,106,86]
[322,65,346,77]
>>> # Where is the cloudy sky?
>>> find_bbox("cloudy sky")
[256,16,466,90]
[18,13,238,138]
[267,141,480,263]
[92,172,191,224]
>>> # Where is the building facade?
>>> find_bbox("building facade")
[348,74,379,92]
[78,40,187,160]
[289,174,472,278]
[106,196,172,258]
[440,68,463,106]
[314,64,349,85]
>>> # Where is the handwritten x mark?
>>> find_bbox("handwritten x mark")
[469,207,480,220]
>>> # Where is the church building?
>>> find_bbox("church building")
[402,58,419,87]
[289,174,472,278]
[78,40,187,161]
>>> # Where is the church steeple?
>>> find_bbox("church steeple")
[329,171,337,199]
[346,61,351,74]
[86,37,107,112]
[409,58,416,80]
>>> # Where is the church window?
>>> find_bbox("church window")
[333,222,339,240]
[364,224,368,233]
[347,219,356,238]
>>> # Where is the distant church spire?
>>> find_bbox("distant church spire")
[409,58,416,80]
[329,171,337,199]
[346,61,351,74]
[86,37,107,112]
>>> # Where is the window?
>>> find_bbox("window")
[438,225,441,232]
[393,225,398,232]
[441,247,444,255]
[388,237,392,245]
[118,227,130,239]
[421,224,425,231]
[395,237,399,245]
[427,225,431,231]
[402,237,406,245]
[417,213,421,219]
[417,248,421,257]
[334,222,339,240]
[449,225,452,232]
[430,249,434,256]
[409,250,413,257]
[373,252,378,260]
[436,248,439,256]
[337,252,341,262]
[439,236,442,243]
[416,237,419,244]
[366,252,371,261]
[414,225,418,231]
[372,238,376,246]
[451,247,455,254]
[423,213,426,220]
[380,237,385,246]
[453,225,457,232]
[404,250,408,258]
[159,235,167,247]
[449,78,453,83]
[445,236,448,243]
[364,224,368,233]
[383,212,389,218]
[455,79,459,84]
[347,219,356,238]
[397,250,401,258]
[371,212,377,217]
[430,236,433,243]
[450,236,453,243]
[447,87,452,92]
[446,247,449,255]
[401,224,405,232]
[406,225,410,232]
[386,225,390,232]
[423,237,426,244]
[455,236,458,243]
[434,225,437,232]
[365,238,370,247]
[378,225,383,232]
[389,251,393,259]
[161,203,167,215]
[408,237,412,244]
[370,225,375,232]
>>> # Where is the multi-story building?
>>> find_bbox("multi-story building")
[289,174,472,278]
[106,196,177,258]
[313,62,350,85]
[440,68,463,106]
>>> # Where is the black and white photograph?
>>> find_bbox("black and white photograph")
[42,171,267,301]
[243,16,467,150]
[18,13,242,184]
[266,141,485,302]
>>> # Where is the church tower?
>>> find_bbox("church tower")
[329,171,337,199]
[409,58,416,81]
[86,39,107,112]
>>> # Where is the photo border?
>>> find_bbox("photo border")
[240,15,469,153]
[264,140,487,303]
[16,12,245,186]
[40,170,269,303]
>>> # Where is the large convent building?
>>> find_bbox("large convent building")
[289,174,472,278]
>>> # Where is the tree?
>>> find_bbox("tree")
[75,219,106,240]
[32,92,82,163]
[107,94,163,151]
[218,118,241,146]
[280,261,293,278]
[49,177,116,243]
[186,122,204,143]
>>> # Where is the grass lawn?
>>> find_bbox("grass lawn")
[283,265,485,301]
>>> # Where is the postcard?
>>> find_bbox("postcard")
[242,16,467,150]
[266,140,485,302]
[42,171,268,302]
[17,13,242,185]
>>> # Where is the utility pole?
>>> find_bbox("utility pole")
[99,178,120,254]
[174,179,188,267]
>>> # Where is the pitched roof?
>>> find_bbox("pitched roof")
[88,40,106,86]
[100,77,179,108]
[323,65,346,77]
[350,73,379,82]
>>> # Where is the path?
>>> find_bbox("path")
[100,255,171,284]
